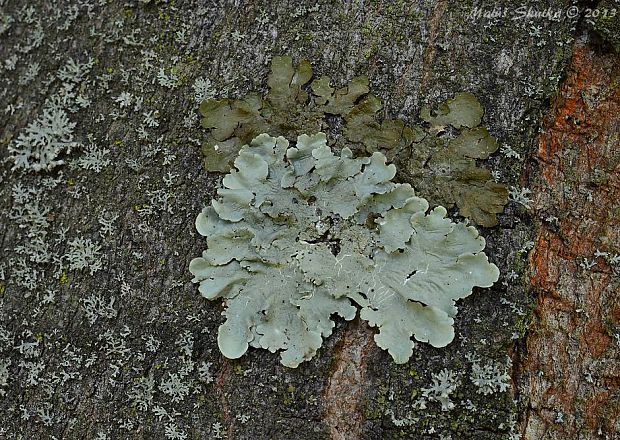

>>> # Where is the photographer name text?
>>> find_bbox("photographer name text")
[469,5,617,22]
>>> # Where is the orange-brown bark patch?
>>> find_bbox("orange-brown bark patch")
[519,42,620,439]
[323,319,375,440]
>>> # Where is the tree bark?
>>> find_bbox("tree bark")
[517,42,620,440]
[0,0,617,439]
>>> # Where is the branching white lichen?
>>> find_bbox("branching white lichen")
[197,361,214,384]
[421,369,460,411]
[157,68,179,89]
[17,62,40,85]
[56,57,94,83]
[98,209,119,236]
[192,77,214,103]
[470,359,511,395]
[164,423,188,440]
[128,373,155,412]
[9,107,80,172]
[0,2,229,437]
[509,186,533,209]
[82,294,117,325]
[65,237,103,274]
[113,91,133,108]
[159,373,190,403]
[74,143,111,173]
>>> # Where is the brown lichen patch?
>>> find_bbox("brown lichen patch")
[518,43,620,438]
[323,319,375,440]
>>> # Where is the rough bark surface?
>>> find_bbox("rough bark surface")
[517,42,620,440]
[0,0,616,439]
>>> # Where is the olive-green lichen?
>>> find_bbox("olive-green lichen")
[401,120,509,228]
[190,133,499,367]
[199,57,508,226]
[199,56,370,172]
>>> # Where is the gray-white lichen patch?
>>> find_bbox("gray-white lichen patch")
[470,358,511,395]
[421,369,460,411]
[0,1,222,436]
[0,359,11,396]
[8,107,79,172]
[65,237,103,275]
[190,133,500,367]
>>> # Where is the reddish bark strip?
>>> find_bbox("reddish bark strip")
[214,361,234,438]
[420,0,448,91]
[323,319,375,440]
[519,43,620,439]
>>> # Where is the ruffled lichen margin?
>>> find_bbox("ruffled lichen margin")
[190,133,499,367]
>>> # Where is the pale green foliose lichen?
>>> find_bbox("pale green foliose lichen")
[190,133,499,367]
